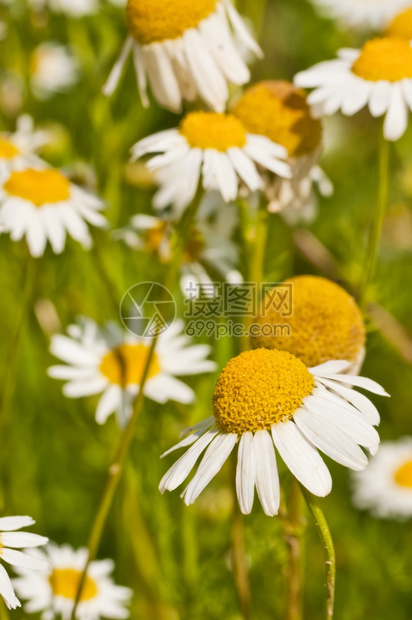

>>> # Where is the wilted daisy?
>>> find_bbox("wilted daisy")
[251,275,366,373]
[103,0,262,112]
[0,515,48,610]
[160,349,387,516]
[0,162,106,257]
[131,111,291,215]
[13,543,132,620]
[49,318,216,427]
[308,0,411,30]
[0,115,48,174]
[232,80,333,220]
[352,437,412,520]
[30,43,79,100]
[295,37,412,141]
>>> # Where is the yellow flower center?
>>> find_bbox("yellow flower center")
[3,169,71,207]
[252,276,365,368]
[352,38,412,82]
[386,8,412,41]
[99,343,161,386]
[232,81,322,158]
[179,112,247,152]
[213,349,314,434]
[49,569,98,602]
[143,221,168,254]
[394,459,412,489]
[126,0,217,45]
[0,137,19,159]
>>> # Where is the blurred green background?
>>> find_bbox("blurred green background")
[2,0,412,618]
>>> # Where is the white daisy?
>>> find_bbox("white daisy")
[13,543,132,620]
[232,80,333,220]
[48,317,217,428]
[0,162,106,257]
[351,437,412,520]
[30,42,79,100]
[29,0,98,17]
[0,515,48,610]
[103,0,263,112]
[131,111,291,216]
[295,37,412,141]
[308,0,411,30]
[160,350,388,516]
[0,115,49,174]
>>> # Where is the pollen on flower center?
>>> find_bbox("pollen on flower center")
[0,137,19,159]
[179,112,247,152]
[125,0,218,45]
[49,569,98,601]
[3,169,71,207]
[394,459,412,489]
[352,38,412,82]
[386,8,412,41]
[251,276,365,368]
[213,348,314,434]
[99,343,161,386]
[232,81,322,157]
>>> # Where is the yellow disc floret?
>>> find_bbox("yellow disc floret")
[49,569,98,601]
[180,112,247,152]
[352,38,412,82]
[386,8,412,41]
[251,276,365,368]
[394,459,412,489]
[213,348,314,434]
[3,169,71,207]
[126,0,217,45]
[0,137,19,159]
[100,343,161,386]
[232,81,322,158]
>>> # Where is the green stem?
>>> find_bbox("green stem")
[70,187,204,620]
[358,135,390,310]
[0,254,37,417]
[91,242,121,318]
[284,479,305,620]
[232,472,252,620]
[300,486,335,620]
[0,601,10,620]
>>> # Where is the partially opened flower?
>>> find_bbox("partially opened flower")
[352,437,412,519]
[103,0,263,112]
[251,275,366,373]
[295,37,412,141]
[308,0,411,30]
[13,543,132,620]
[131,111,291,215]
[0,163,106,257]
[0,515,48,610]
[160,349,387,516]
[30,43,79,100]
[232,80,332,220]
[49,318,216,428]
[0,115,48,174]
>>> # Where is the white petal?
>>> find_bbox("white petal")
[103,37,133,97]
[132,42,149,108]
[142,43,182,113]
[253,430,280,516]
[62,376,107,398]
[223,0,263,58]
[95,386,121,424]
[316,373,389,396]
[314,378,380,425]
[161,421,215,458]
[227,147,262,191]
[236,432,256,515]
[1,549,49,571]
[214,152,239,202]
[309,360,352,375]
[0,517,34,531]
[0,564,20,609]
[0,532,48,548]
[383,83,408,141]
[368,81,392,117]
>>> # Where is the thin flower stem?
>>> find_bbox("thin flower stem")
[0,254,37,417]
[232,479,252,620]
[0,600,10,620]
[300,485,335,620]
[284,478,305,620]
[91,242,122,317]
[358,135,390,311]
[70,186,205,620]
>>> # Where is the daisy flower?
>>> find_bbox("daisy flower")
[13,543,132,620]
[131,111,291,215]
[295,37,412,141]
[232,80,333,220]
[160,349,388,516]
[0,115,49,174]
[308,0,411,30]
[103,0,263,112]
[30,43,79,100]
[0,515,48,610]
[48,318,216,428]
[0,162,106,257]
[251,275,366,373]
[351,437,412,520]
